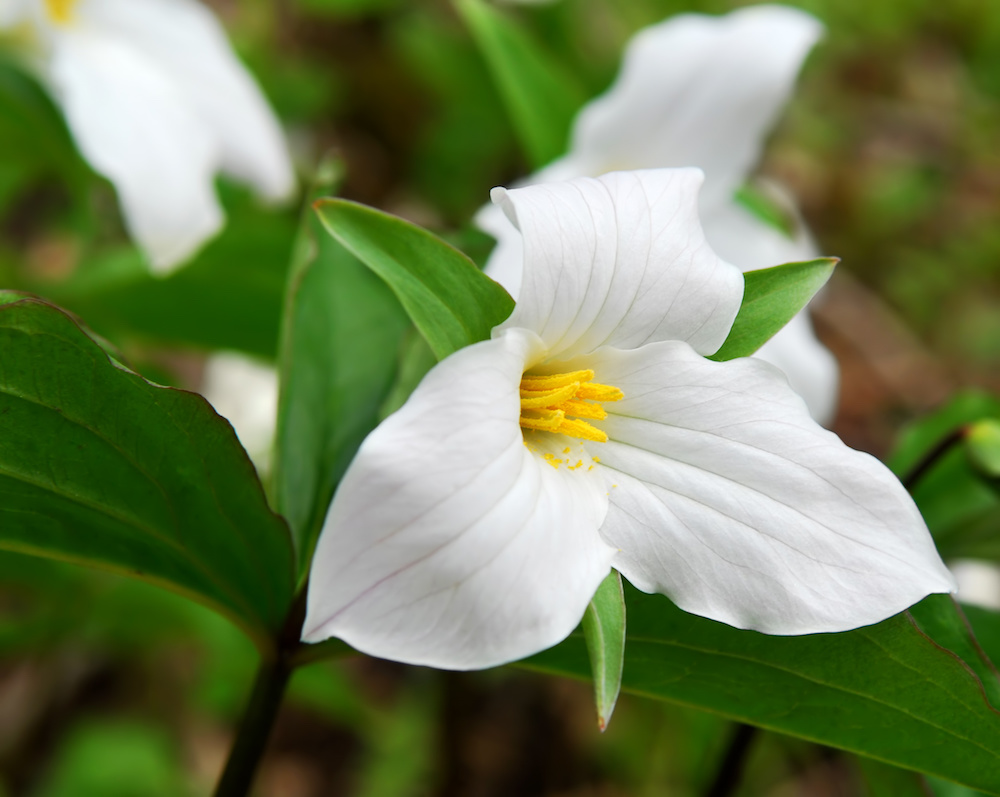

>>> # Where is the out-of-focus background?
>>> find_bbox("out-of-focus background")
[0,0,997,794]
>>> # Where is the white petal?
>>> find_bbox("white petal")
[569,5,822,211]
[704,199,839,425]
[82,0,294,201]
[477,157,587,302]
[753,313,839,426]
[48,29,222,272]
[304,328,616,669]
[475,201,525,300]
[0,0,30,28]
[493,170,743,359]
[586,341,954,634]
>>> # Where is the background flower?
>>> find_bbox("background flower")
[0,0,295,272]
[478,5,839,424]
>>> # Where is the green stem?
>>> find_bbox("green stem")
[703,723,757,797]
[212,654,292,797]
[902,426,968,492]
[213,587,309,797]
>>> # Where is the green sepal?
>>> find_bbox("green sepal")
[582,569,626,732]
[709,258,837,362]
[313,198,514,361]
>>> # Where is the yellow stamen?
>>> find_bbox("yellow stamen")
[44,0,76,23]
[518,368,623,442]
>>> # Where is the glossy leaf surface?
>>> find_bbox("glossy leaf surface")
[0,295,294,650]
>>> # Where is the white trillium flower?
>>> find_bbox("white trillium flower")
[0,0,295,272]
[478,4,839,424]
[303,170,954,670]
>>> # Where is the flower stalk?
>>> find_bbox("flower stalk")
[213,587,309,797]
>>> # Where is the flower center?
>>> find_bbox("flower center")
[519,369,623,443]
[44,0,76,24]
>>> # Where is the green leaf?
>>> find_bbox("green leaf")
[855,757,931,797]
[313,198,513,361]
[274,168,411,575]
[454,0,586,168]
[377,329,437,422]
[582,569,626,732]
[967,420,1000,480]
[709,258,837,362]
[907,594,1000,708]
[0,296,294,652]
[526,586,1000,795]
[889,392,1000,560]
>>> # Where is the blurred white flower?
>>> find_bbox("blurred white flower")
[202,351,278,473]
[0,0,295,272]
[303,171,953,670]
[479,4,839,424]
[950,560,1000,611]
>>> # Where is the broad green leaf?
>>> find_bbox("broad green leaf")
[582,569,626,732]
[526,586,1000,795]
[454,0,586,168]
[377,329,437,421]
[907,594,1000,708]
[0,296,294,652]
[709,258,837,362]
[856,757,931,797]
[314,198,514,360]
[274,167,411,574]
[889,392,1000,560]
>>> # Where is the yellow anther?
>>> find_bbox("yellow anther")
[576,382,624,402]
[555,418,609,443]
[519,370,594,391]
[519,381,579,408]
[560,399,607,420]
[518,367,622,443]
[45,0,76,23]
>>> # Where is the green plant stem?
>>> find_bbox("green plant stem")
[902,427,968,492]
[213,587,309,797]
[704,723,757,797]
[213,654,293,797]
